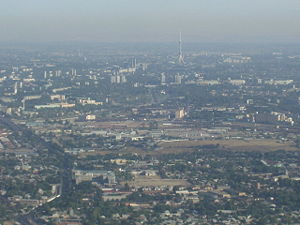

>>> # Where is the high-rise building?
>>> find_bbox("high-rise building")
[132,58,137,69]
[175,108,185,119]
[71,68,77,76]
[13,82,18,94]
[116,75,121,83]
[121,75,127,83]
[175,74,182,84]
[161,73,166,85]
[111,75,127,84]
[111,76,116,83]
[55,70,62,77]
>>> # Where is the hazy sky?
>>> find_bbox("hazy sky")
[1,0,300,43]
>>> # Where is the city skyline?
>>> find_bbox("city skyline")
[2,1,300,224]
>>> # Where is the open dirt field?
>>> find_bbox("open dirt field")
[78,139,300,157]
[158,139,299,153]
[123,175,189,188]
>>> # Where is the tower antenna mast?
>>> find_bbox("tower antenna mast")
[178,32,184,64]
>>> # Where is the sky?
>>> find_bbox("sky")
[1,0,300,43]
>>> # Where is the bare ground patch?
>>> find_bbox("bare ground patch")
[123,175,189,188]
[158,139,299,153]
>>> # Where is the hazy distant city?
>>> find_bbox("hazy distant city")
[1,0,300,224]
[0,40,300,225]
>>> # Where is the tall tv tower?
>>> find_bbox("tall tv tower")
[178,32,184,65]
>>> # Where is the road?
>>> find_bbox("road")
[0,113,74,224]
